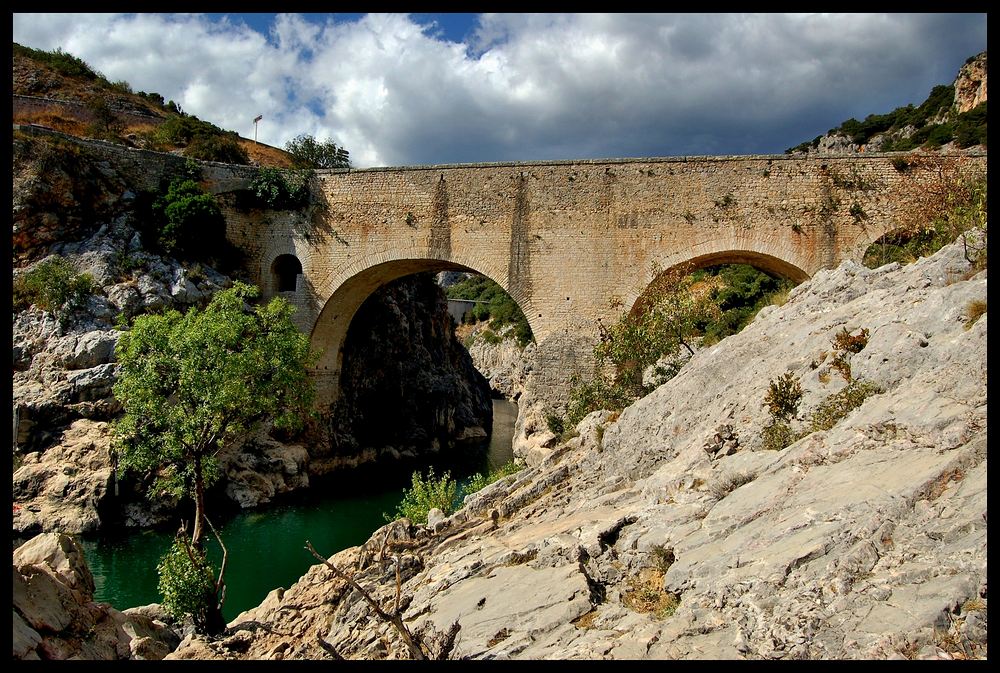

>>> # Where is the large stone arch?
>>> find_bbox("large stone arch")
[309,252,541,407]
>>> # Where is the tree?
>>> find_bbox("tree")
[284,133,350,169]
[598,262,720,391]
[111,282,315,632]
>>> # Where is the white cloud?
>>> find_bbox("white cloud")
[13,12,986,167]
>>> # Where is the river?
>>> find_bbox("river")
[77,398,517,622]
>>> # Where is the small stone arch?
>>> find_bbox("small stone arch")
[271,254,303,293]
[628,249,810,318]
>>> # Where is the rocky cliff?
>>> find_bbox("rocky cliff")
[167,233,986,660]
[11,129,493,535]
[789,51,987,155]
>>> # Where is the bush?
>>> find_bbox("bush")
[184,134,250,165]
[761,420,798,451]
[387,467,458,525]
[764,372,803,422]
[13,257,95,319]
[964,299,987,329]
[862,175,987,270]
[463,461,521,497]
[708,471,757,500]
[157,539,217,626]
[545,412,565,436]
[151,179,226,257]
[248,168,311,209]
[830,327,870,381]
[807,380,882,433]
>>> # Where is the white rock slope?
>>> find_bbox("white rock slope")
[169,235,986,660]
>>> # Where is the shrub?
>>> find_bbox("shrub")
[807,380,882,433]
[463,461,521,497]
[862,175,987,270]
[151,179,226,257]
[157,538,217,626]
[764,372,803,422]
[708,471,757,500]
[13,257,95,319]
[761,420,798,451]
[830,327,870,381]
[891,157,912,172]
[545,412,565,437]
[650,545,675,573]
[387,467,458,525]
[964,299,987,329]
[832,327,869,354]
[184,134,250,165]
[247,168,311,209]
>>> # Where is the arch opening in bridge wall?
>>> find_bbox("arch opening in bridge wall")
[271,254,303,293]
[627,249,809,320]
[309,258,539,408]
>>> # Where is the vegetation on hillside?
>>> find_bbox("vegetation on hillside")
[13,42,292,167]
[12,257,96,325]
[556,264,796,431]
[447,275,534,348]
[786,81,987,153]
[863,173,987,270]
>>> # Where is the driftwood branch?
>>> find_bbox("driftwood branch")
[305,540,426,660]
[205,515,228,607]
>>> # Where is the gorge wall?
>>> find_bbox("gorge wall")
[11,129,493,537]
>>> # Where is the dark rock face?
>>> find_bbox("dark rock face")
[319,273,493,471]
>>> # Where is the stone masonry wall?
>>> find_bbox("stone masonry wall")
[225,151,985,404]
[16,126,985,408]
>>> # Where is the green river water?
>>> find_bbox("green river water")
[76,399,517,622]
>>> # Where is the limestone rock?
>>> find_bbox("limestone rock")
[170,236,986,661]
[11,534,181,660]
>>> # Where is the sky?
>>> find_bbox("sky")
[12,13,987,169]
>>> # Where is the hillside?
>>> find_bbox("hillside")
[12,42,296,169]
[787,51,987,155]
[163,229,987,661]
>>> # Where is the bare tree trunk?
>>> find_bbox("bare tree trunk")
[192,453,206,549]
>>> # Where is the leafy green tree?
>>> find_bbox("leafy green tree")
[446,274,534,347]
[111,282,315,632]
[284,133,350,169]
[248,167,311,209]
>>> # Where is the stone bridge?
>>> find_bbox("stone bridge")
[218,151,986,407]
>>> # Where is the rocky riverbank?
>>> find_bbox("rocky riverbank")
[160,232,986,660]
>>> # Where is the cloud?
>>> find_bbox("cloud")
[12,12,986,167]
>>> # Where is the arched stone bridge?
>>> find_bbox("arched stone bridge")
[219,152,986,406]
